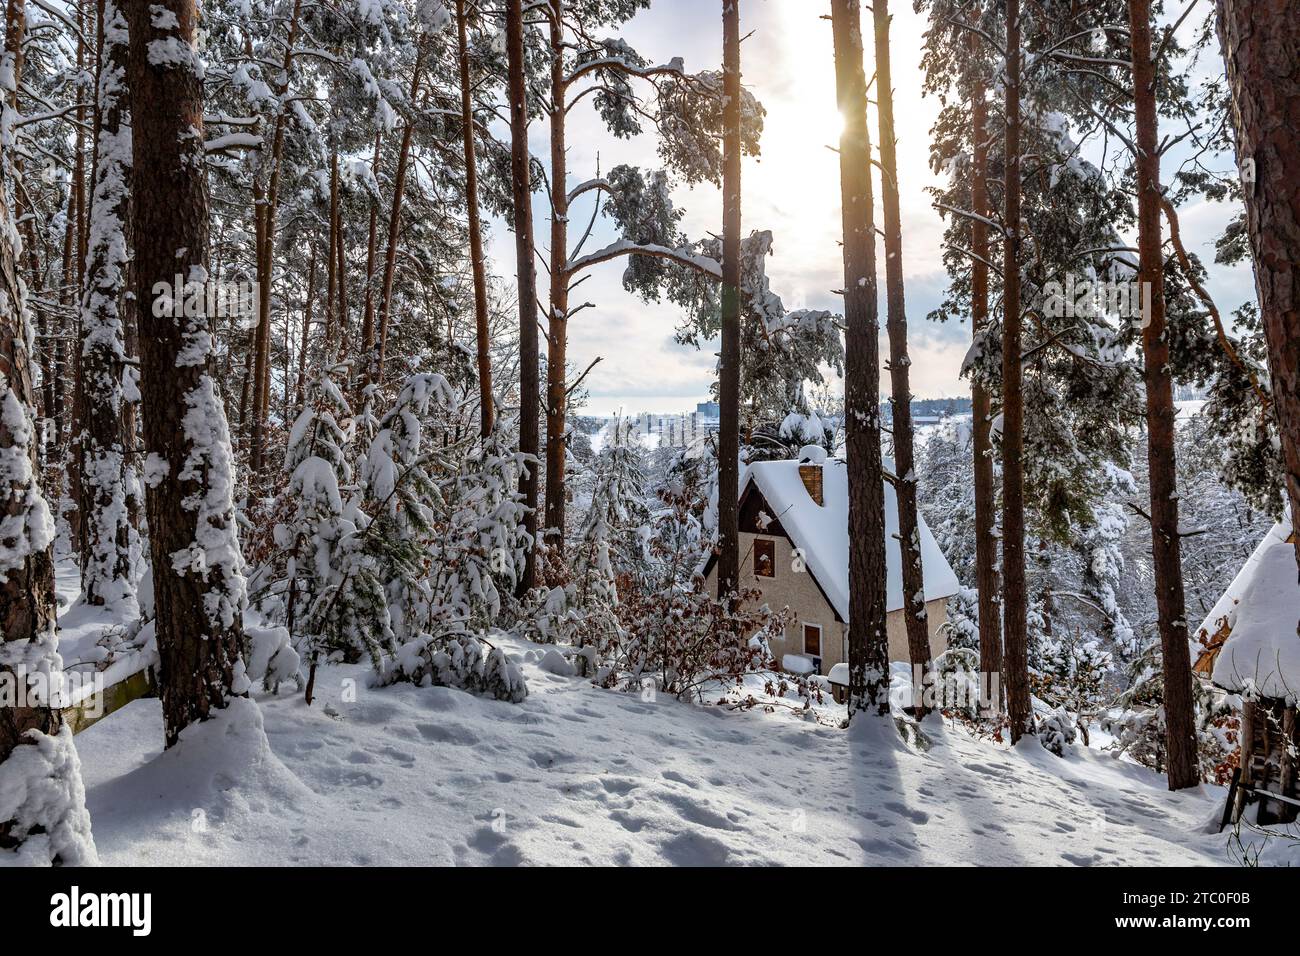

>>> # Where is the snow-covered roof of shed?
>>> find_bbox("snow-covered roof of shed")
[1204,520,1300,702]
[741,457,960,619]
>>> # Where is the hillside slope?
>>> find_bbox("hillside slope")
[71,631,1278,867]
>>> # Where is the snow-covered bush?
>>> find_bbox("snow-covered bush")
[1030,630,1112,745]
[381,631,527,703]
[527,585,581,646]
[613,581,783,700]
[245,622,302,694]
[932,646,986,722]
[1104,633,1239,782]
[1034,702,1078,757]
[424,427,531,635]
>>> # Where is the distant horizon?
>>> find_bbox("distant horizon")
[577,394,976,417]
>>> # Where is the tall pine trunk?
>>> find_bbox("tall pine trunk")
[376,45,424,384]
[360,130,381,388]
[872,0,930,700]
[969,64,1002,708]
[831,0,890,716]
[1215,0,1300,574]
[65,12,88,562]
[506,0,539,596]
[0,152,96,865]
[127,0,247,748]
[1129,0,1198,790]
[77,0,134,611]
[544,0,568,555]
[248,0,304,476]
[715,0,742,605]
[326,147,339,352]
[1001,0,1032,742]
[456,0,493,438]
[295,246,316,408]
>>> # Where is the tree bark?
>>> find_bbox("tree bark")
[360,130,381,390]
[127,0,247,748]
[3,0,24,102]
[506,0,539,595]
[970,63,1003,709]
[248,0,304,477]
[326,147,338,353]
[1001,0,1032,743]
[77,0,133,609]
[295,245,316,408]
[457,0,493,440]
[65,6,89,562]
[715,0,742,605]
[0,148,94,864]
[543,0,568,558]
[873,0,930,705]
[0,154,57,818]
[376,45,425,385]
[1215,0,1300,575]
[1129,0,1198,789]
[831,0,890,717]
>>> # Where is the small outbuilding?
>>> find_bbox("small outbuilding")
[1195,519,1300,825]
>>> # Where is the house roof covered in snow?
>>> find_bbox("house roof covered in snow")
[1199,519,1300,702]
[725,456,960,619]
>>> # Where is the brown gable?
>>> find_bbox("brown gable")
[739,483,788,537]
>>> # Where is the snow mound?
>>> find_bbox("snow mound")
[80,697,321,865]
[538,647,576,676]
[0,726,98,867]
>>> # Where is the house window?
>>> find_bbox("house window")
[754,538,775,578]
[803,623,822,657]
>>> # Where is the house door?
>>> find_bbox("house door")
[802,623,822,673]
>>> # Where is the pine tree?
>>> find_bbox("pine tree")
[0,124,97,864]
[715,0,741,606]
[1127,0,1198,790]
[505,0,540,597]
[873,0,931,700]
[78,0,136,612]
[127,0,248,746]
[455,0,494,439]
[831,0,890,717]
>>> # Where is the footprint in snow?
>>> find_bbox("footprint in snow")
[600,777,640,796]
[659,791,740,831]
[661,770,699,788]
[882,801,930,824]
[415,722,479,746]
[1061,851,1100,866]
[658,831,731,866]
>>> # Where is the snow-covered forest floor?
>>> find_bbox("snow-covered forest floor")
[69,615,1295,867]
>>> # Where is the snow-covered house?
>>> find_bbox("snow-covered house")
[1194,519,1300,824]
[703,450,960,676]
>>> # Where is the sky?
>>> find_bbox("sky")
[486,0,1255,418]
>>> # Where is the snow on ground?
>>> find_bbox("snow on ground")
[71,629,1285,867]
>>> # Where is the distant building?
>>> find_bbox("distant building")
[696,401,720,419]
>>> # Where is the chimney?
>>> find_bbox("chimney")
[798,463,823,506]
